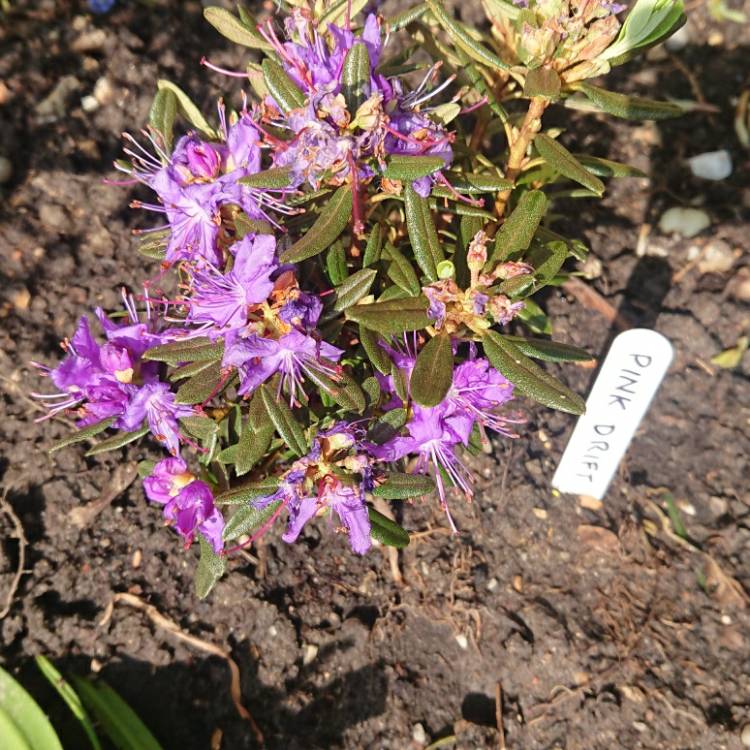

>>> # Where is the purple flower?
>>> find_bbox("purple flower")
[318,478,372,555]
[223,329,343,402]
[144,457,224,553]
[188,234,278,335]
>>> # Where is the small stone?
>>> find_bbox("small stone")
[707,30,724,46]
[71,28,108,53]
[39,204,70,233]
[579,495,603,511]
[729,267,750,302]
[11,286,30,310]
[81,95,99,113]
[455,633,468,650]
[0,81,12,105]
[302,643,318,666]
[486,577,499,592]
[709,496,729,516]
[658,207,710,238]
[512,575,523,593]
[688,150,732,181]
[94,76,115,105]
[698,240,736,275]
[35,76,80,122]
[741,723,750,748]
[665,22,691,51]
[532,507,547,519]
[131,549,142,569]
[0,156,12,184]
[412,723,428,746]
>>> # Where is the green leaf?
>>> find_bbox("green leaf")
[326,243,349,286]
[576,155,646,178]
[194,533,227,599]
[175,362,225,405]
[148,88,177,153]
[368,507,410,547]
[319,0,370,29]
[386,245,421,296]
[49,418,115,454]
[411,334,453,407]
[342,42,371,113]
[260,385,308,456]
[235,212,274,237]
[495,273,535,298]
[169,359,215,382]
[36,656,101,750]
[215,478,280,505]
[156,80,217,138]
[577,82,683,120]
[483,330,585,415]
[523,67,561,100]
[239,167,293,188]
[527,239,569,286]
[137,232,168,261]
[333,268,377,312]
[304,367,367,414]
[433,173,514,196]
[363,223,383,267]
[711,336,748,369]
[144,337,224,365]
[280,185,353,263]
[388,2,429,30]
[534,134,605,196]
[203,6,273,50]
[179,415,219,442]
[234,423,274,477]
[345,296,432,335]
[362,375,381,405]
[223,499,282,541]
[383,155,445,181]
[262,58,305,113]
[404,184,443,281]
[517,298,551,335]
[368,408,408,444]
[85,426,149,456]
[373,473,435,499]
[359,326,391,375]
[502,336,592,363]
[72,678,164,750]
[0,665,63,750]
[488,189,547,266]
[426,0,510,71]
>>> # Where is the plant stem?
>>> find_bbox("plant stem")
[492,96,549,226]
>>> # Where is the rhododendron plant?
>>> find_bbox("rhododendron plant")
[37,0,685,597]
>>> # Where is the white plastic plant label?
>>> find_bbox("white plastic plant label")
[552,328,674,500]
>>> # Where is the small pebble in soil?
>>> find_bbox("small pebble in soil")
[454,633,468,650]
[81,95,99,113]
[698,239,736,275]
[729,267,750,302]
[0,156,12,184]
[486,577,499,592]
[688,150,733,181]
[658,207,711,238]
[302,643,318,666]
[412,723,428,746]
[94,76,115,105]
[35,76,80,122]
[741,723,750,748]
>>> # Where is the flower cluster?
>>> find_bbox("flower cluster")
[36,0,685,595]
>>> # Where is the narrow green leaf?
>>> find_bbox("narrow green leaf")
[383,155,445,181]
[239,167,293,188]
[359,326,392,375]
[333,268,377,312]
[386,245,421,296]
[137,233,168,261]
[534,134,605,195]
[345,296,432,335]
[319,0,370,29]
[72,679,163,750]
[368,408,408,444]
[224,499,282,541]
[342,42,371,113]
[373,473,435,499]
[527,239,569,286]
[49,418,115,454]
[517,298,551,335]
[502,336,592,363]
[86,426,149,456]
[488,190,547,266]
[169,359,215,382]
[280,185,353,263]
[368,507,410,547]
[175,361,226,405]
[483,330,585,415]
[156,80,217,138]
[36,656,101,750]
[262,58,305,113]
[426,0,510,71]
[179,415,219,442]
[260,385,308,456]
[434,173,514,195]
[326,243,349,286]
[388,2,429,30]
[411,334,453,407]
[143,337,223,365]
[577,83,683,120]
[495,273,535,298]
[194,534,226,599]
[404,184,442,281]
[0,665,63,750]
[234,422,274,477]
[362,375,381,404]
[576,154,646,178]
[215,478,280,505]
[363,223,383,267]
[148,88,176,153]
[203,6,273,50]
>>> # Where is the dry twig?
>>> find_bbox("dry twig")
[495,682,506,750]
[70,463,139,528]
[99,592,265,746]
[0,488,27,619]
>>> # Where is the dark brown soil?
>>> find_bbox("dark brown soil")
[1,2,749,749]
